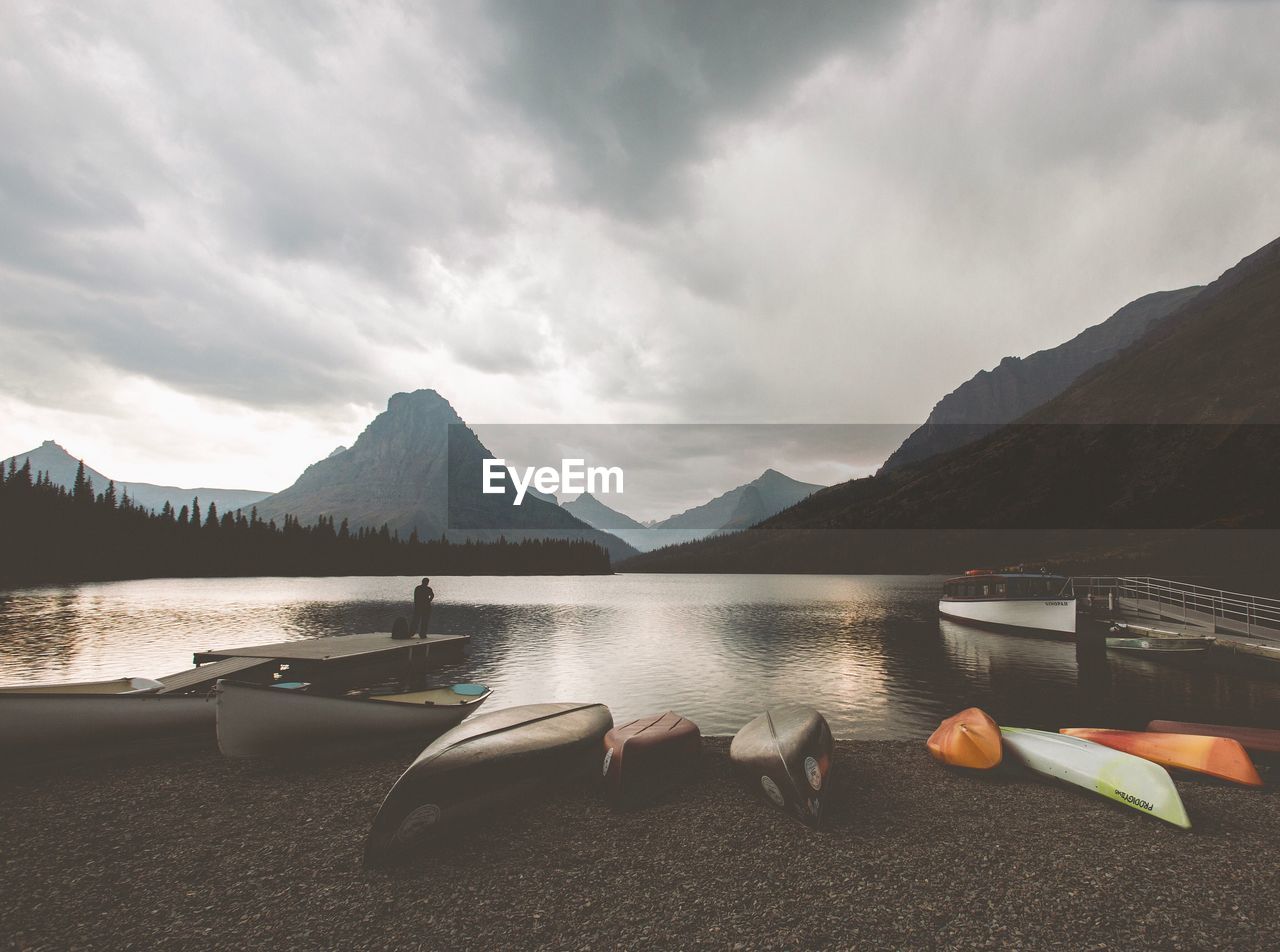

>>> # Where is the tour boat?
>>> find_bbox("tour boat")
[939,569,1076,636]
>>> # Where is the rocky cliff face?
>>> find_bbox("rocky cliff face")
[249,390,637,560]
[879,286,1202,473]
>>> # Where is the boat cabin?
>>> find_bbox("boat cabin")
[942,572,1073,602]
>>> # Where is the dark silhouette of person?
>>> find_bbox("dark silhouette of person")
[412,577,435,637]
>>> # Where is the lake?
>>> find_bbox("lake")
[1,574,1276,737]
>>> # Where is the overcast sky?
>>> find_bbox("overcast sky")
[3,0,1280,495]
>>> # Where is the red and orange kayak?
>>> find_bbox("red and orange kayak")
[927,707,1002,769]
[1061,728,1263,787]
[1146,720,1280,756]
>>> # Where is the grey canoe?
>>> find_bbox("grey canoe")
[363,701,613,866]
[729,705,833,829]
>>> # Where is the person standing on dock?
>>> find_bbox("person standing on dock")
[412,577,435,637]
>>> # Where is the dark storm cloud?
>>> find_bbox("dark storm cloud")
[481,0,916,217]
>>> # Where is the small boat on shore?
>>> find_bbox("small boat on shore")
[214,679,492,760]
[0,678,213,759]
[1061,728,1262,786]
[1000,727,1191,828]
[927,707,1002,769]
[1106,624,1215,658]
[730,706,833,829]
[940,569,1076,636]
[364,702,613,867]
[602,711,701,809]
[1147,719,1280,756]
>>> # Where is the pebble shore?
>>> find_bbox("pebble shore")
[2,739,1277,950]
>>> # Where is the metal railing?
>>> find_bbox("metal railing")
[1072,576,1280,637]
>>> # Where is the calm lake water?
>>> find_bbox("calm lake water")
[1,574,1276,737]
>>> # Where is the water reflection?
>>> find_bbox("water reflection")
[0,574,1276,737]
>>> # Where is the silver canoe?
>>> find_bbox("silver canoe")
[215,679,492,759]
[729,705,833,829]
[0,677,212,759]
[364,701,613,867]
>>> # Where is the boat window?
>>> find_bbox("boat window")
[993,583,1007,597]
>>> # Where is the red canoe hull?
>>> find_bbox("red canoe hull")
[602,711,701,809]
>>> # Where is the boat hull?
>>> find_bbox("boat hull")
[364,702,613,867]
[1146,720,1280,756]
[215,680,490,759]
[602,711,701,809]
[939,598,1076,635]
[1060,728,1262,786]
[1000,727,1191,828]
[0,692,214,759]
[927,707,1002,769]
[729,706,833,829]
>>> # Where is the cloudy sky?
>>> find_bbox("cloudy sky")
[3,0,1280,494]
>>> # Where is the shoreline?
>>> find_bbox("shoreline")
[3,740,1277,950]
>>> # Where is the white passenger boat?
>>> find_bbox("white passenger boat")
[214,679,492,759]
[939,569,1077,636]
[0,677,214,759]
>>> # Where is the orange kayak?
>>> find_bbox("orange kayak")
[927,708,1002,769]
[1061,728,1263,787]
[1146,720,1280,756]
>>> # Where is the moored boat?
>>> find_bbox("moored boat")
[1000,727,1191,828]
[0,679,213,759]
[1146,719,1280,756]
[729,705,833,829]
[215,679,492,759]
[1105,625,1214,657]
[939,570,1076,636]
[602,711,701,809]
[927,707,1002,769]
[364,702,613,867]
[1060,728,1262,787]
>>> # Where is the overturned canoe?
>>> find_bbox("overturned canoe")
[364,702,612,867]
[927,707,1002,769]
[602,711,701,809]
[729,706,833,829]
[1060,728,1262,787]
[1000,727,1191,829]
[215,679,492,759]
[0,680,212,759]
[1146,719,1280,756]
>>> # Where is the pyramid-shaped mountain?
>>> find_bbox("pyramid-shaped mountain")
[249,390,637,560]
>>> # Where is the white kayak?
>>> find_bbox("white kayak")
[0,678,212,759]
[1000,727,1191,829]
[215,679,492,759]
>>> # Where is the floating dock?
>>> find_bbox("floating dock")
[165,632,474,691]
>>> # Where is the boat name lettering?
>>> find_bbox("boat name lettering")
[1044,601,1069,606]
[1113,789,1154,812]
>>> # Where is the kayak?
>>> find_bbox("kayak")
[1060,728,1262,787]
[1000,727,1191,829]
[602,711,701,809]
[1146,719,1280,756]
[363,702,613,867]
[729,706,833,829]
[926,707,1002,769]
[215,679,491,759]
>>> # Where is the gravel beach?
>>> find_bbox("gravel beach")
[2,739,1277,951]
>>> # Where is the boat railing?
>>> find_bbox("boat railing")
[1071,575,1280,638]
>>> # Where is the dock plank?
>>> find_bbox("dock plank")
[193,632,470,665]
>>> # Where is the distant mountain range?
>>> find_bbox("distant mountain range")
[1,440,271,515]
[563,469,824,551]
[621,234,1280,581]
[247,389,638,561]
[879,286,1202,473]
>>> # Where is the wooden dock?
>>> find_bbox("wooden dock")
[185,632,472,690]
